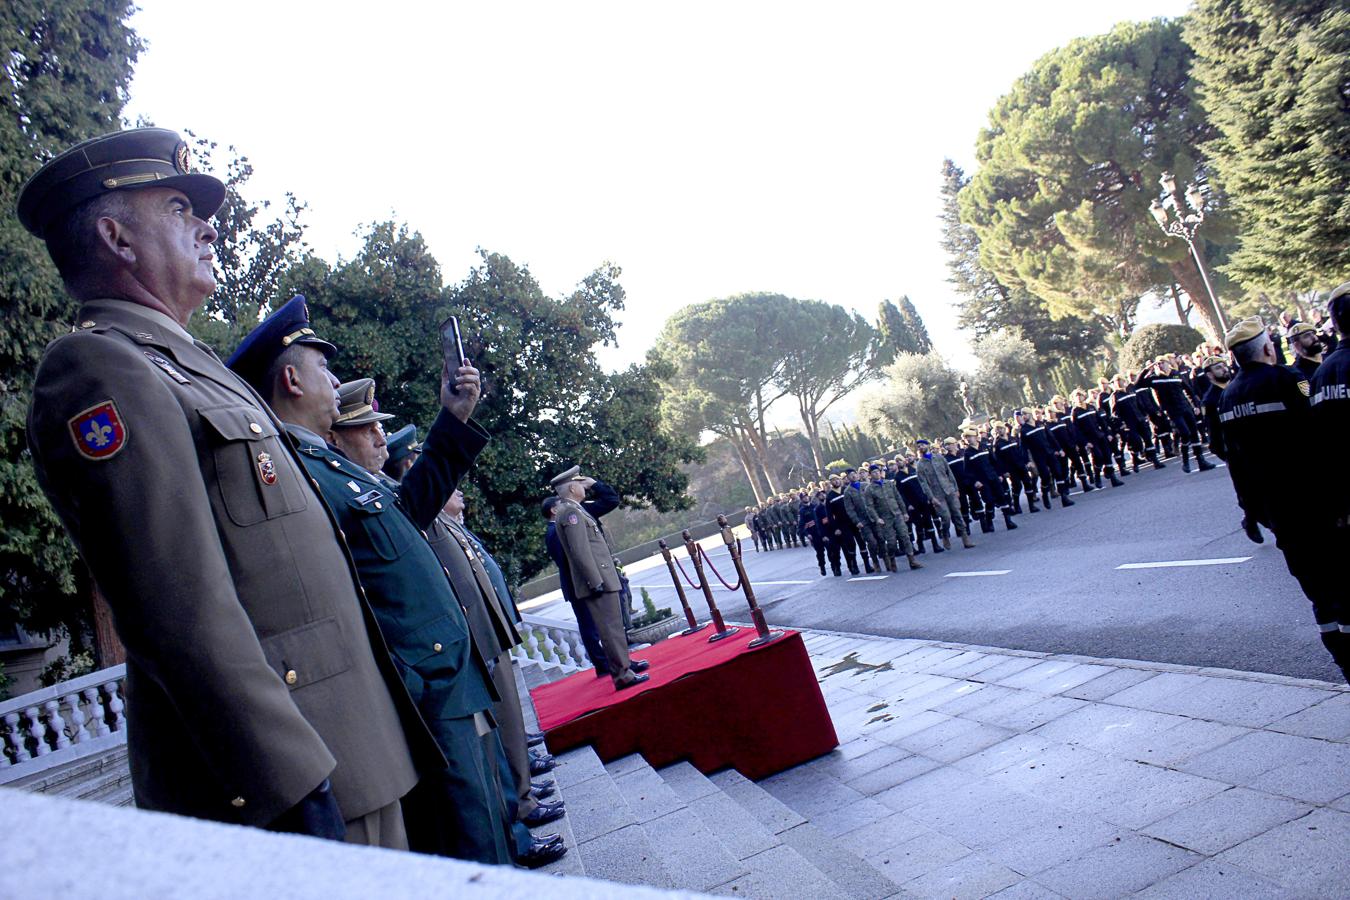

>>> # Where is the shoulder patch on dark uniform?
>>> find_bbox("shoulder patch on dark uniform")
[1298,380,1310,397]
[69,401,126,460]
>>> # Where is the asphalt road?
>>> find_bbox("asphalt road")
[615,461,1341,682]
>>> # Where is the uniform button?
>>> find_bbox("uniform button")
[231,797,246,808]
[249,422,263,434]
[284,669,298,685]
[443,567,451,578]
[433,643,443,652]
[421,530,429,539]
[374,501,382,509]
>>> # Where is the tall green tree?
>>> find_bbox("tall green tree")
[1184,0,1350,293]
[940,158,1102,370]
[0,1,142,651]
[969,328,1039,414]
[775,300,878,473]
[876,297,932,361]
[960,19,1233,343]
[856,352,965,444]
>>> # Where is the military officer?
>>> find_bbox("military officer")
[915,439,975,549]
[382,422,422,482]
[864,464,922,570]
[229,306,511,863]
[20,129,439,846]
[841,468,882,573]
[553,467,650,690]
[1218,317,1348,681]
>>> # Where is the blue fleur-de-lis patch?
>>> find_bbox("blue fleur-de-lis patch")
[68,401,126,460]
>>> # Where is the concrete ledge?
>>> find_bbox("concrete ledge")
[0,789,711,900]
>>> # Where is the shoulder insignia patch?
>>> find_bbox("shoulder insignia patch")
[1298,380,1310,397]
[566,513,579,525]
[143,351,190,384]
[256,451,277,485]
[69,401,126,460]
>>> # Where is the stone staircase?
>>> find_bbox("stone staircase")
[5,743,134,807]
[517,663,904,899]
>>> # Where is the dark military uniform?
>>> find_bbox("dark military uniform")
[823,487,862,575]
[1311,335,1350,520]
[1220,326,1348,680]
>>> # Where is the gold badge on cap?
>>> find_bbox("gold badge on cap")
[174,141,192,175]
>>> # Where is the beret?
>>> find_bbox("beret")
[1200,355,1228,370]
[1224,316,1267,350]
[1286,322,1317,339]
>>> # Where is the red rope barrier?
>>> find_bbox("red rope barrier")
[671,554,701,589]
[699,545,742,593]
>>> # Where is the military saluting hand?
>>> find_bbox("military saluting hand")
[441,359,482,422]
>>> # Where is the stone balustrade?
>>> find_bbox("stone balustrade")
[513,614,591,672]
[0,664,127,783]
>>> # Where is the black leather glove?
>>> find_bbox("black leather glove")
[269,778,346,842]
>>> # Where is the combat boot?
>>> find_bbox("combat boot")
[1061,492,1075,508]
[1041,488,1053,508]
[1181,444,1192,473]
[819,564,826,576]
[1242,516,1263,544]
[1148,448,1166,469]
[1116,454,1130,476]
[962,533,976,548]
[1011,494,1023,514]
[884,554,896,573]
[1131,453,1141,473]
[931,534,945,553]
[862,557,875,574]
[1002,510,1018,530]
[1109,469,1124,487]
[980,513,995,534]
[1080,475,1095,492]
[942,534,952,551]
[1195,445,1216,471]
[1094,471,1104,490]
[907,552,923,570]
[1027,493,1040,513]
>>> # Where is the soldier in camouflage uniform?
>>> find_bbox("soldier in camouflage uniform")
[841,468,880,574]
[864,464,923,571]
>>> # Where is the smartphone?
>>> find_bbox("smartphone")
[439,316,467,395]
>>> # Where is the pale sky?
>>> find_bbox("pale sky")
[126,0,1191,416]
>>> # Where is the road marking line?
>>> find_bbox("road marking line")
[755,580,813,585]
[848,575,889,582]
[945,570,1012,578]
[1116,557,1252,570]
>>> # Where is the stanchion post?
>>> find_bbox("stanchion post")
[717,515,784,647]
[659,539,706,636]
[683,529,738,642]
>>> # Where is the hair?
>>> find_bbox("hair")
[540,495,561,520]
[259,344,309,405]
[1232,331,1272,365]
[45,191,140,293]
[1331,293,1350,336]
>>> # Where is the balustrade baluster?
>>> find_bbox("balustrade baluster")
[83,686,109,737]
[549,628,578,671]
[25,707,49,757]
[44,700,71,751]
[564,630,589,667]
[104,682,125,732]
[2,711,27,764]
[63,693,89,745]
[539,629,559,665]
[520,630,541,661]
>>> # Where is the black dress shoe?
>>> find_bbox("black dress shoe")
[630,659,650,673]
[516,837,568,869]
[523,800,566,827]
[530,756,557,776]
[531,782,556,799]
[614,673,651,690]
[529,747,553,762]
[527,732,546,747]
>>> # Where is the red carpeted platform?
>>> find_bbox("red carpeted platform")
[531,627,838,780]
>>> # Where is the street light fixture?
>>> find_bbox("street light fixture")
[1148,172,1229,335]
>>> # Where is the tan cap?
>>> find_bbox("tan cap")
[1328,282,1350,303]
[549,465,584,488]
[1200,355,1227,370]
[334,378,394,426]
[1224,316,1266,350]
[1287,322,1317,338]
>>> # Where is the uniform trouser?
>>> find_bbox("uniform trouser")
[1067,445,1091,482]
[1166,404,1201,445]
[907,503,935,541]
[345,799,408,849]
[975,479,1011,514]
[404,718,512,865]
[1084,435,1115,475]
[826,528,860,573]
[808,533,826,570]
[1119,426,1147,460]
[1274,524,1350,678]
[567,597,611,676]
[756,526,772,549]
[1008,466,1036,506]
[1027,450,1058,494]
[853,519,885,562]
[931,491,969,537]
[878,513,915,556]
[960,484,984,520]
[490,653,536,821]
[585,590,632,677]
[498,744,536,858]
[1148,412,1173,450]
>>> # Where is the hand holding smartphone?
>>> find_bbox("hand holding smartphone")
[440,316,467,395]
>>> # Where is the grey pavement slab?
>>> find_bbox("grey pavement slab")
[777,822,903,900]
[758,769,866,820]
[937,652,1014,681]
[833,812,930,859]
[576,823,677,889]
[899,852,1021,900]
[928,682,1016,717]
[1141,786,1312,855]
[959,689,1049,727]
[1132,858,1287,899]
[611,764,687,825]
[983,881,1067,899]
[868,710,953,745]
[977,695,1087,732]
[845,754,941,796]
[687,790,781,861]
[874,766,974,812]
[994,660,1083,691]
[1032,703,1190,757]
[809,795,896,838]
[971,656,1044,684]
[1215,807,1350,891]
[904,779,1068,850]
[982,816,1120,876]
[604,752,649,777]
[563,765,638,842]
[1027,754,1229,831]
[1265,691,1350,741]
[864,828,972,885]
[708,769,805,835]
[713,844,849,900]
[1062,667,1157,701]
[551,745,608,789]
[640,807,747,893]
[1174,729,1325,784]
[950,733,1054,777]
[1033,832,1202,900]
[1246,738,1350,804]
[901,719,1015,764]
[803,742,913,785]
[1105,671,1329,727]
[1116,717,1251,768]
[922,650,990,676]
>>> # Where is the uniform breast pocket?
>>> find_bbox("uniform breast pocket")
[259,617,353,690]
[198,405,308,527]
[346,493,413,561]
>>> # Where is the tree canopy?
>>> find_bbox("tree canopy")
[856,352,965,444]
[1118,322,1208,372]
[1184,0,1350,293]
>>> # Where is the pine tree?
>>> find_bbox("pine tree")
[1184,0,1350,292]
[896,296,932,355]
[0,2,142,652]
[876,297,932,360]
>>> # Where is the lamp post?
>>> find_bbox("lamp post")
[1148,173,1229,335]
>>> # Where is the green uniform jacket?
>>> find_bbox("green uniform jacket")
[27,300,435,827]
[292,414,497,723]
[863,480,904,520]
[428,512,522,661]
[842,483,874,527]
[555,499,620,596]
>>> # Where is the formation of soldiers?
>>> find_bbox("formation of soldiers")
[746,346,1266,578]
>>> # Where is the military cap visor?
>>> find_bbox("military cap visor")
[227,295,337,392]
[17,128,226,237]
[335,379,394,427]
[549,465,586,489]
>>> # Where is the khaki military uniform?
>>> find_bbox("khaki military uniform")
[27,300,437,839]
[555,498,633,683]
[863,478,916,562]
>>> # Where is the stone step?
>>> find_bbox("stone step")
[656,761,849,900]
[8,744,130,801]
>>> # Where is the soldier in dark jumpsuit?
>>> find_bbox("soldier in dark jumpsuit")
[1070,390,1123,488]
[895,456,944,553]
[963,432,1017,531]
[992,422,1038,514]
[1108,374,1165,472]
[824,476,862,576]
[800,490,827,575]
[1017,409,1072,509]
[1138,358,1217,473]
[1220,318,1348,680]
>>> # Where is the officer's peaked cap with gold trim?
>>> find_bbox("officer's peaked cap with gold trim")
[17,128,226,238]
[385,423,422,464]
[334,378,394,427]
[227,295,337,392]
[549,465,584,489]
